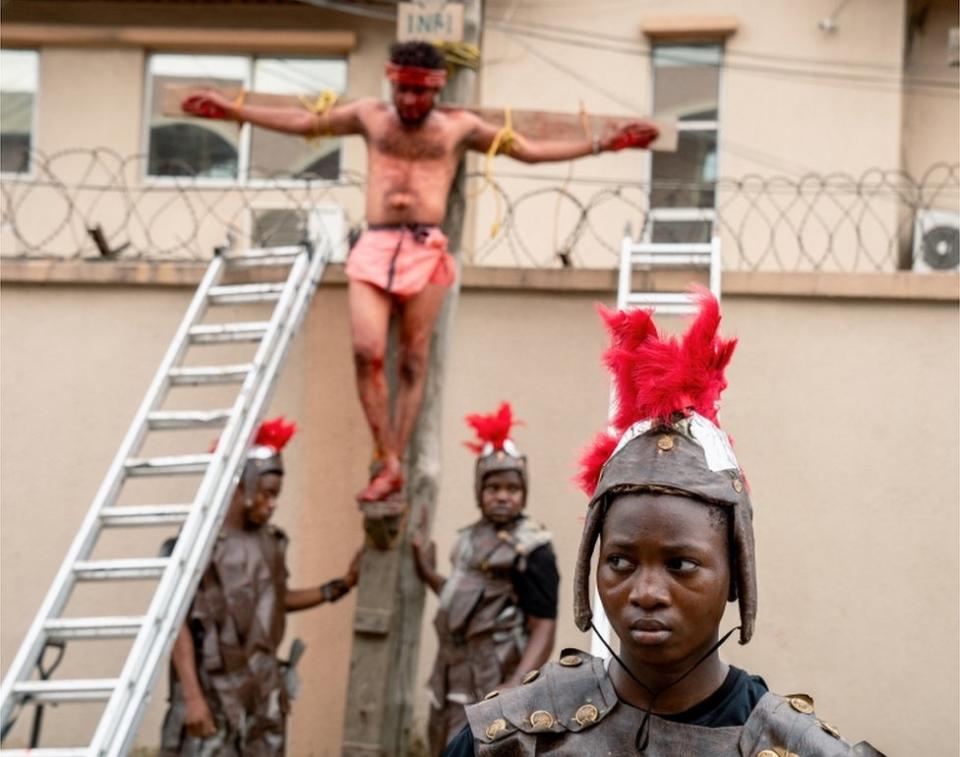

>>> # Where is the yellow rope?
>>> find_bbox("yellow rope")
[232,88,247,111]
[299,89,339,140]
[433,41,481,74]
[468,107,515,237]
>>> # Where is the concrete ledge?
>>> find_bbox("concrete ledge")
[2,258,958,302]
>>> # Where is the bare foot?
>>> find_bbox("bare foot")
[357,456,404,502]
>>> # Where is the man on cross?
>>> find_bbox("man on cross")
[183,41,659,503]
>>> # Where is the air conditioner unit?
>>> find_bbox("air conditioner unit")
[249,202,348,262]
[913,209,960,273]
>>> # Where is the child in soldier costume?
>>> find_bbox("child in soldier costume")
[160,417,360,756]
[413,404,560,757]
[445,295,883,756]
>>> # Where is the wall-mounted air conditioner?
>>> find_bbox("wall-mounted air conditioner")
[913,209,959,273]
[249,202,348,262]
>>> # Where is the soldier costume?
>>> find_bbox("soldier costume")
[446,293,883,756]
[160,417,352,756]
[422,404,559,757]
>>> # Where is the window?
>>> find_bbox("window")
[648,44,721,243]
[1,49,39,174]
[145,53,347,180]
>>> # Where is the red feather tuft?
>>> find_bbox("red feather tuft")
[254,416,297,452]
[623,288,736,425]
[464,402,522,454]
[575,431,619,495]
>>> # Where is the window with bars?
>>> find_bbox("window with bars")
[648,43,722,244]
[1,48,39,175]
[145,53,347,181]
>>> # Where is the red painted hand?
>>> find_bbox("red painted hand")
[604,122,659,151]
[181,90,235,121]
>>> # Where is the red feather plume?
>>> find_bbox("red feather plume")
[464,402,522,454]
[576,288,736,495]
[254,415,297,452]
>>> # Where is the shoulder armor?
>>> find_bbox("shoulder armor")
[741,692,886,757]
[465,650,617,747]
[508,518,552,557]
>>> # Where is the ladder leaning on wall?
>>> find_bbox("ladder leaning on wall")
[589,227,723,660]
[0,238,329,756]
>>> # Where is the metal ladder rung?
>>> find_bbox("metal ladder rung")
[12,679,118,703]
[625,292,697,305]
[73,558,169,581]
[629,243,713,254]
[188,322,270,344]
[44,616,144,641]
[147,409,232,430]
[631,254,712,267]
[224,247,304,267]
[124,453,212,476]
[168,364,252,386]
[100,504,192,527]
[208,283,286,304]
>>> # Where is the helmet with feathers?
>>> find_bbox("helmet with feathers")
[574,290,757,645]
[465,402,527,505]
[238,416,297,507]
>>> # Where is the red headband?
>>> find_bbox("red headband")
[385,62,447,88]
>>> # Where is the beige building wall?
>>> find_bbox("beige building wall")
[2,269,957,754]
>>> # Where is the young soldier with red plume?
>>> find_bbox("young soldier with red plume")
[412,404,559,757]
[160,417,361,756]
[444,294,883,756]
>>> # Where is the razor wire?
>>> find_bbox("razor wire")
[1,147,957,272]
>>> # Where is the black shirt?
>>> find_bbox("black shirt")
[441,665,768,756]
[511,543,559,620]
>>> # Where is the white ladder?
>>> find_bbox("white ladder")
[589,228,722,660]
[617,230,722,314]
[0,240,329,756]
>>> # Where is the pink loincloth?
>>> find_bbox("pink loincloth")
[345,226,456,299]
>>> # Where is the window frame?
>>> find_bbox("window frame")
[0,47,41,181]
[645,41,725,243]
[141,51,347,188]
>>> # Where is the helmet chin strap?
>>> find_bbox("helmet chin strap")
[589,622,740,753]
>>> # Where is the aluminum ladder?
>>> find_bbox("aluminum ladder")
[589,228,722,660]
[0,239,329,756]
[616,229,721,315]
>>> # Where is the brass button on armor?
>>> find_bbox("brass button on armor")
[529,710,555,730]
[788,696,815,715]
[485,718,508,740]
[733,478,744,493]
[521,669,539,684]
[818,719,841,739]
[559,654,582,667]
[482,689,500,701]
[657,435,674,451]
[574,703,599,726]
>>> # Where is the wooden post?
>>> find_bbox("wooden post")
[341,3,483,755]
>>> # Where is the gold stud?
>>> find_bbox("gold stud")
[529,710,555,729]
[521,669,539,684]
[574,703,599,726]
[733,478,744,493]
[788,695,815,715]
[485,718,508,740]
[657,435,674,451]
[482,689,500,701]
[559,654,582,667]
[756,750,779,757]
[818,719,841,739]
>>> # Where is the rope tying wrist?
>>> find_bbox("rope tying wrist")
[300,90,339,139]
[231,88,247,120]
[320,578,350,603]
